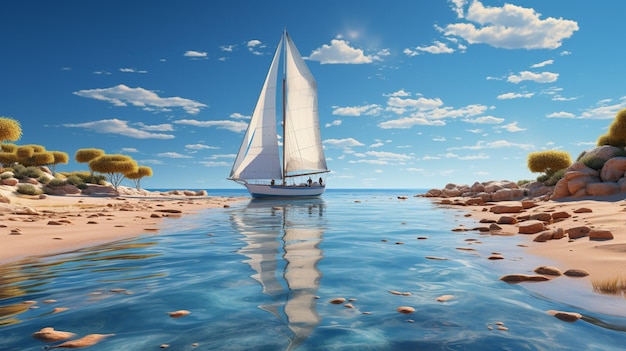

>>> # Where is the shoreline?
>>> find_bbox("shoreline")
[0,188,247,265]
[432,194,626,309]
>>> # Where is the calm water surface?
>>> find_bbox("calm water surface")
[1,189,625,350]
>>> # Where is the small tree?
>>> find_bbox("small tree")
[125,165,153,190]
[527,150,572,178]
[0,117,22,143]
[89,154,138,191]
[0,143,17,167]
[49,151,69,175]
[75,148,105,163]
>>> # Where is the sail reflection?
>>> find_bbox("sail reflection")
[231,199,325,348]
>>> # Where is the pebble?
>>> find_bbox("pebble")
[168,310,191,318]
[330,298,346,304]
[32,327,76,342]
[48,334,114,348]
[396,306,415,314]
[436,295,454,302]
[547,310,582,322]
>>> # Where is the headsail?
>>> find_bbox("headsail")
[229,36,284,181]
[283,32,328,177]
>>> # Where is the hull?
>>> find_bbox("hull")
[244,183,325,198]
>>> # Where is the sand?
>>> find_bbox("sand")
[0,186,245,264]
[435,194,626,288]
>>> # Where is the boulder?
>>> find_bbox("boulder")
[529,213,552,222]
[563,269,589,277]
[563,165,599,179]
[2,178,18,186]
[566,226,591,239]
[0,194,10,203]
[44,184,81,195]
[534,265,562,276]
[518,220,545,234]
[533,230,555,242]
[81,184,118,195]
[465,197,484,206]
[589,229,614,240]
[489,205,523,214]
[566,176,600,195]
[491,188,525,201]
[551,211,571,221]
[499,274,550,283]
[470,182,485,193]
[620,177,626,192]
[600,157,626,182]
[442,188,462,197]
[496,216,518,225]
[424,189,442,197]
[551,179,570,199]
[586,182,620,196]
[580,145,623,162]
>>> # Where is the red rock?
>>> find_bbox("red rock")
[534,265,562,276]
[589,229,614,241]
[518,220,545,234]
[566,226,590,239]
[563,269,589,277]
[489,205,523,214]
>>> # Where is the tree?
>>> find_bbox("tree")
[527,150,572,175]
[49,151,69,175]
[89,154,138,191]
[125,165,153,190]
[75,148,105,163]
[0,117,22,143]
[0,143,17,167]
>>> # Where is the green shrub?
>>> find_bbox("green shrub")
[527,150,572,175]
[517,179,532,186]
[0,172,13,179]
[16,184,43,195]
[65,175,84,187]
[11,164,44,180]
[545,168,566,186]
[536,174,550,183]
[59,171,106,185]
[579,155,606,170]
[47,178,67,187]
[596,133,626,148]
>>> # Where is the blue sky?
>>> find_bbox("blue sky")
[2,0,625,189]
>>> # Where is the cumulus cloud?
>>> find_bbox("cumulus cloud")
[157,152,192,159]
[442,1,578,49]
[332,104,382,116]
[404,41,455,56]
[497,92,535,99]
[174,119,248,133]
[73,84,207,114]
[499,121,526,132]
[184,50,208,58]
[307,39,378,64]
[325,119,342,128]
[547,97,626,119]
[323,138,365,148]
[531,59,554,68]
[462,116,504,124]
[63,118,175,139]
[185,143,219,150]
[507,71,558,84]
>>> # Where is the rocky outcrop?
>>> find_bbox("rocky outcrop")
[552,146,626,199]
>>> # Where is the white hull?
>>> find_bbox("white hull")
[244,183,325,198]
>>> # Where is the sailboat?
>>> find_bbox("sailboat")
[229,30,329,198]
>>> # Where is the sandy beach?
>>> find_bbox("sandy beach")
[436,193,626,295]
[0,186,245,264]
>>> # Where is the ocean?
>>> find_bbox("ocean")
[1,189,625,350]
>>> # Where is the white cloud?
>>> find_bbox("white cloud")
[444,152,490,160]
[407,41,455,55]
[442,1,579,49]
[136,122,174,132]
[332,104,382,116]
[73,84,207,114]
[247,40,264,55]
[531,59,554,68]
[499,121,526,132]
[325,119,342,128]
[462,116,504,124]
[323,138,365,148]
[199,161,231,167]
[157,152,192,159]
[184,50,208,58]
[230,112,250,119]
[387,96,444,110]
[507,71,558,84]
[185,144,219,150]
[174,119,248,133]
[120,147,139,153]
[220,45,235,52]
[119,68,147,73]
[547,97,626,119]
[497,92,534,99]
[547,111,576,118]
[63,118,175,139]
[449,140,534,151]
[308,39,377,64]
[379,117,446,129]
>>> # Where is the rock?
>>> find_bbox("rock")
[601,157,626,181]
[529,213,552,222]
[563,269,589,277]
[397,306,415,314]
[496,216,518,225]
[564,165,600,180]
[0,194,10,203]
[551,211,571,220]
[489,205,523,214]
[567,176,601,195]
[465,197,484,206]
[534,265,562,276]
[589,229,614,240]
[573,207,592,213]
[533,230,555,242]
[436,295,454,302]
[48,333,114,348]
[586,182,620,196]
[82,184,118,195]
[521,201,538,209]
[168,310,191,318]
[2,178,18,186]
[619,177,626,192]
[491,189,524,201]
[551,179,570,199]
[44,184,81,195]
[566,226,591,239]
[518,220,545,234]
[547,310,582,322]
[489,223,502,231]
[488,254,504,260]
[552,228,565,239]
[32,327,76,342]
[424,189,442,197]
[470,182,485,193]
[499,274,550,283]
[581,145,623,162]
[330,298,346,304]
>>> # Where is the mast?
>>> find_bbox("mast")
[281,29,287,185]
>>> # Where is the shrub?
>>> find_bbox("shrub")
[59,171,106,185]
[545,168,566,186]
[65,175,84,187]
[16,184,43,196]
[536,174,550,183]
[47,178,67,187]
[11,165,44,180]
[579,155,606,170]
[517,179,532,186]
[596,133,625,148]
[527,150,572,175]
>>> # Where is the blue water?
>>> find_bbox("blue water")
[1,189,625,350]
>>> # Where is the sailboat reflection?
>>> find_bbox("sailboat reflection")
[231,198,325,348]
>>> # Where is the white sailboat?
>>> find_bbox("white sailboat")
[229,30,329,198]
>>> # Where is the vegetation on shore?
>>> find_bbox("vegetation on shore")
[0,116,153,194]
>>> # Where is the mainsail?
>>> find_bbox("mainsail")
[229,31,328,183]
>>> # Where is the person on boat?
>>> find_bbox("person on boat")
[270,179,275,185]
[319,177,323,186]
[307,177,312,187]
